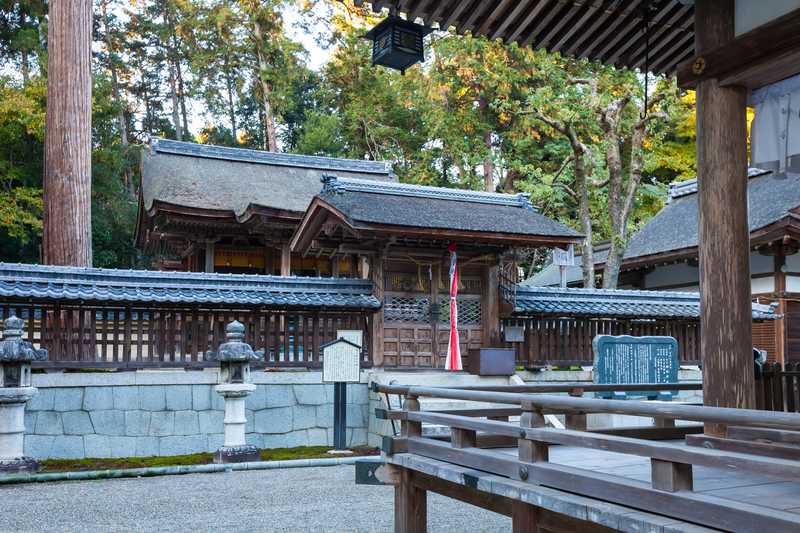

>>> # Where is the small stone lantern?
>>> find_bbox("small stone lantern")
[209,321,262,463]
[0,316,47,473]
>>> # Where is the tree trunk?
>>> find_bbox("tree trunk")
[575,152,594,288]
[168,64,182,140]
[43,0,93,266]
[20,12,29,85]
[224,57,238,142]
[100,0,130,191]
[252,18,279,152]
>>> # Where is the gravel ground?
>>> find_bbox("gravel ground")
[0,465,510,532]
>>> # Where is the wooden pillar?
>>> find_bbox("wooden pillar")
[204,241,215,273]
[511,501,539,533]
[695,0,754,430]
[281,243,292,276]
[331,256,340,278]
[370,253,385,367]
[775,249,787,367]
[394,467,426,533]
[483,261,500,347]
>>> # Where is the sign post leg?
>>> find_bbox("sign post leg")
[334,382,348,450]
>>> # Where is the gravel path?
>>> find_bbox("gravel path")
[0,465,510,532]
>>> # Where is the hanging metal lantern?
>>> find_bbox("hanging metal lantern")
[363,15,432,75]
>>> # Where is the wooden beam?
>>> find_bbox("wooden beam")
[695,0,755,433]
[204,241,215,273]
[677,8,800,89]
[395,467,427,533]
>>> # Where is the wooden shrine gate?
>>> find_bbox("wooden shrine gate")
[381,260,483,368]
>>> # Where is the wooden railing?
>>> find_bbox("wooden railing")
[504,316,701,367]
[0,302,370,370]
[757,362,800,412]
[376,382,800,532]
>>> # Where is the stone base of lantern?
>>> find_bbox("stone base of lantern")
[0,456,39,474]
[0,387,38,474]
[214,444,260,464]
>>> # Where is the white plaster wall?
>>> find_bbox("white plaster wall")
[643,262,698,290]
[735,0,800,35]
[751,276,775,294]
[750,252,775,275]
[786,253,800,272]
[787,274,800,292]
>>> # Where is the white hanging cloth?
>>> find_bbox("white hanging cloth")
[749,74,800,171]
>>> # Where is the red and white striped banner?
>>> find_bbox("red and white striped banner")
[444,243,462,371]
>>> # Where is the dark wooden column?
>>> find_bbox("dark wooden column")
[512,501,539,533]
[483,261,500,347]
[370,252,385,367]
[394,467,426,533]
[695,0,755,429]
[280,243,292,276]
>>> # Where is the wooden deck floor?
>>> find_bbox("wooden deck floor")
[387,441,800,532]
[501,442,800,515]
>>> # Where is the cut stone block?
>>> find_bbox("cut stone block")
[293,405,316,430]
[254,407,293,434]
[245,386,267,410]
[165,385,192,411]
[109,436,137,457]
[35,412,63,435]
[62,411,94,435]
[134,437,159,457]
[90,410,125,436]
[173,410,200,435]
[50,435,85,459]
[83,435,112,458]
[82,387,112,411]
[54,388,85,412]
[192,385,213,411]
[149,411,175,436]
[27,388,55,411]
[265,385,294,408]
[307,428,328,446]
[139,386,166,411]
[315,404,333,428]
[198,411,224,435]
[24,435,54,459]
[124,411,151,437]
[293,385,327,405]
[112,387,139,410]
[159,435,205,456]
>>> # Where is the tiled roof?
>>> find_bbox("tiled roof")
[318,176,581,239]
[666,168,771,202]
[0,263,380,310]
[140,139,396,217]
[513,286,778,320]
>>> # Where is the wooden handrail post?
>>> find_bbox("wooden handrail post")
[402,395,422,438]
[565,388,587,431]
[519,401,548,465]
[395,467,427,533]
[651,458,693,492]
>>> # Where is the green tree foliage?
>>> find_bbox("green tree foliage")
[0,0,696,277]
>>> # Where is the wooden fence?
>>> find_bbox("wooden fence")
[757,362,800,412]
[505,316,701,367]
[0,301,370,370]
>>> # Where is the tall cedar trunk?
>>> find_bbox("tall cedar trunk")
[252,19,279,152]
[20,12,29,85]
[100,0,130,191]
[163,10,182,140]
[43,0,92,266]
[176,61,189,137]
[695,0,754,429]
[224,57,237,142]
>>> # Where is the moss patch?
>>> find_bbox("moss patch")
[39,446,379,473]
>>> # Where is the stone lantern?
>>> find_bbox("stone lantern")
[209,321,262,463]
[0,315,47,473]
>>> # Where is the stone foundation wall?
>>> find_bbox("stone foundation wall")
[24,371,369,459]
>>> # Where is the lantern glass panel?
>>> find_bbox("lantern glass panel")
[396,29,419,52]
[2,363,22,388]
[230,363,245,384]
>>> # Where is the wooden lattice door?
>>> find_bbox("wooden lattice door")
[382,267,438,368]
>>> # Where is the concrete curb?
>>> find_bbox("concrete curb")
[0,456,362,485]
